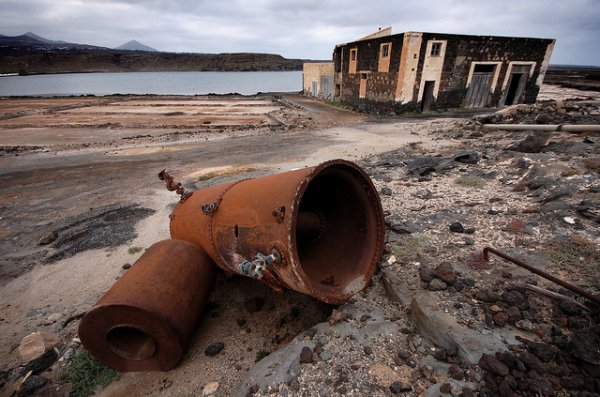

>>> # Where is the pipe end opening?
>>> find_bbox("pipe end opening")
[106,326,157,361]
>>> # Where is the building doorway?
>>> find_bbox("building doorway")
[465,64,495,108]
[359,73,367,99]
[311,81,318,97]
[502,65,531,106]
[421,81,435,112]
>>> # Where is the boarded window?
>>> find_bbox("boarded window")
[430,42,442,57]
[350,49,357,61]
[381,43,390,58]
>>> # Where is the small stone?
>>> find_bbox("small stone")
[299,346,313,364]
[563,216,576,225]
[433,348,447,361]
[398,349,412,360]
[380,186,393,196]
[428,278,448,291]
[433,262,457,285]
[448,364,465,380]
[464,236,475,245]
[515,319,535,332]
[405,358,417,368]
[519,351,544,372]
[363,346,373,355]
[464,227,476,234]
[202,382,219,396]
[479,353,509,376]
[449,222,464,233]
[419,264,434,282]
[19,332,60,363]
[489,305,502,313]
[390,381,412,394]
[328,309,348,325]
[122,263,131,270]
[420,364,434,379]
[22,349,58,374]
[502,290,528,310]
[204,342,224,357]
[440,382,452,394]
[18,375,47,396]
[38,231,57,245]
[493,311,509,326]
[320,351,332,361]
[583,136,596,144]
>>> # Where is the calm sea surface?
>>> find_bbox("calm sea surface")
[0,71,303,96]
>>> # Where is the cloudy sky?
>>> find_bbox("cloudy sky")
[2,0,599,65]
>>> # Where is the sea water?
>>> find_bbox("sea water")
[0,71,303,96]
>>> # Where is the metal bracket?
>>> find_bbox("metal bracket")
[239,249,282,279]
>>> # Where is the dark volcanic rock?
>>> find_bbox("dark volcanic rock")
[570,328,600,365]
[299,346,313,364]
[419,264,434,282]
[479,353,509,376]
[454,151,480,164]
[449,222,465,233]
[433,261,457,285]
[205,342,224,357]
[508,132,552,153]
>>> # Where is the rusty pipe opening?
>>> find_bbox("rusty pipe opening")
[292,164,383,301]
[296,211,323,242]
[79,239,217,372]
[106,326,157,361]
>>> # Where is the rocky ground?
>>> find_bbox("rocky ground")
[0,89,599,397]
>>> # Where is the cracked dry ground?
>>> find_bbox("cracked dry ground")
[241,104,600,397]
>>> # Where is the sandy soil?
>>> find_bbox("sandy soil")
[0,84,597,396]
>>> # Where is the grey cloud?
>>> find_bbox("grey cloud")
[1,0,598,64]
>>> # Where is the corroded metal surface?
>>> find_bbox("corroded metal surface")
[78,239,217,371]
[170,159,385,304]
[483,246,600,306]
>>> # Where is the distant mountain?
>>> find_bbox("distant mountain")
[115,40,157,52]
[0,32,107,50]
[23,32,67,44]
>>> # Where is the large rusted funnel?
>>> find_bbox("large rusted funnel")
[170,159,385,304]
[79,239,217,371]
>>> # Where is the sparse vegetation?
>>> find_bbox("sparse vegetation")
[388,235,430,263]
[127,246,143,254]
[454,175,487,188]
[255,349,270,362]
[547,236,600,268]
[198,168,255,182]
[60,350,118,397]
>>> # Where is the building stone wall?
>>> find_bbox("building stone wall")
[303,62,334,98]
[333,31,555,113]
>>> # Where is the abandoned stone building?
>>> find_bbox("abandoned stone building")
[330,28,555,112]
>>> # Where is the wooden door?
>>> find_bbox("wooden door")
[465,73,493,108]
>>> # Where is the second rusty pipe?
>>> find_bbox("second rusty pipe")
[483,246,600,306]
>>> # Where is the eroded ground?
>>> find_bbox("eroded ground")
[0,87,599,397]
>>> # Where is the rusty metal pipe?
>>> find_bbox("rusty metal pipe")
[79,239,217,371]
[170,159,385,304]
[480,124,600,132]
[483,246,600,306]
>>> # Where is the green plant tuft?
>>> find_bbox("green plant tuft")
[60,350,118,397]
[454,175,487,189]
[127,246,143,255]
[255,349,270,362]
[388,235,430,263]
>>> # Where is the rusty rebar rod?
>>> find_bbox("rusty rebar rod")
[483,247,600,306]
